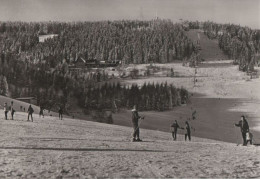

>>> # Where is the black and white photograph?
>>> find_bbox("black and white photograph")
[0,0,259,178]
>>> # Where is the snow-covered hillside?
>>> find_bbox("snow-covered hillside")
[0,111,259,178]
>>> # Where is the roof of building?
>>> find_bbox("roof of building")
[16,97,37,100]
[74,57,87,64]
[39,34,58,38]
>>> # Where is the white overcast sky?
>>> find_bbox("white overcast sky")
[0,0,259,29]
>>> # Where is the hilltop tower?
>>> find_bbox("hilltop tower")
[139,7,144,20]
[151,10,159,29]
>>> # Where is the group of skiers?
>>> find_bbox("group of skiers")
[2,102,64,121]
[3,101,35,122]
[1,101,254,146]
[171,120,193,141]
[3,101,15,120]
[131,105,193,142]
[131,105,253,145]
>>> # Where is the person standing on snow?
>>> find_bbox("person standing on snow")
[27,105,34,122]
[171,120,181,141]
[58,106,63,120]
[131,105,143,142]
[10,101,15,120]
[4,102,8,120]
[235,115,249,146]
[184,121,191,141]
[39,105,44,118]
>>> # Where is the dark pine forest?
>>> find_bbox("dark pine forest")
[0,20,259,117]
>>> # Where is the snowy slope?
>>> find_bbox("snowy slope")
[0,111,259,178]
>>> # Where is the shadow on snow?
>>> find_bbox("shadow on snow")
[0,146,164,152]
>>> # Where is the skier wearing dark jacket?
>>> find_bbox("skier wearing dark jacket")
[58,106,63,120]
[132,105,142,142]
[27,105,34,122]
[235,115,249,146]
[10,101,15,120]
[39,105,44,118]
[171,120,181,140]
[4,102,8,120]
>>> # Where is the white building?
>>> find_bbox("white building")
[39,34,58,42]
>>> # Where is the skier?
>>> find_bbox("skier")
[39,105,44,118]
[4,102,8,120]
[192,110,196,120]
[235,115,249,146]
[171,120,181,141]
[131,105,143,142]
[27,105,34,122]
[10,101,15,120]
[58,106,63,120]
[184,121,191,141]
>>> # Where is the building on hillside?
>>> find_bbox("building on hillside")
[217,30,226,36]
[99,60,121,67]
[69,57,121,74]
[16,97,38,105]
[69,57,95,74]
[85,59,98,67]
[39,34,58,42]
[73,57,98,67]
